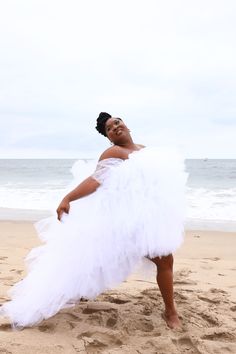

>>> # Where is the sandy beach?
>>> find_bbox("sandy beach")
[0,221,236,353]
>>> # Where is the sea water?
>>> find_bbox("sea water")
[0,158,235,231]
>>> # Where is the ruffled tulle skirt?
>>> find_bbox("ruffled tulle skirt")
[0,146,188,328]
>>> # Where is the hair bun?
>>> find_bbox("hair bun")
[98,112,111,120]
[95,112,112,136]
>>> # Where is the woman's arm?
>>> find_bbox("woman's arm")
[57,145,127,220]
[56,176,100,221]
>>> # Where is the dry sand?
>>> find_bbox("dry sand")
[0,221,236,354]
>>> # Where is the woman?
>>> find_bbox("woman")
[0,112,188,329]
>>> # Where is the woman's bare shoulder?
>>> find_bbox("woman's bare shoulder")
[98,146,127,161]
[98,144,146,162]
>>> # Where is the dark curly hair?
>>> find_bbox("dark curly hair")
[95,112,112,137]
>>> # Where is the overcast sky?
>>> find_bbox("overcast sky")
[0,0,235,158]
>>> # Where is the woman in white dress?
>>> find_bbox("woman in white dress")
[0,112,188,329]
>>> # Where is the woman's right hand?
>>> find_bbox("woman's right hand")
[56,197,70,221]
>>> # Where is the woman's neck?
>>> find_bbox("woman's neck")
[116,142,140,151]
[117,135,138,148]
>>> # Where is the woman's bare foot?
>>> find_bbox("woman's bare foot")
[162,311,181,329]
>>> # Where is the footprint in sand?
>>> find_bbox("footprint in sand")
[210,288,227,294]
[79,302,120,330]
[0,323,12,332]
[174,269,197,286]
[201,329,236,342]
[174,291,189,303]
[78,330,123,351]
[86,310,118,329]
[200,312,221,326]
[37,323,55,333]
[172,336,201,354]
[197,295,221,304]
[141,288,160,300]
[82,303,118,315]
[106,312,118,328]
[137,317,154,332]
[56,312,82,329]
[102,294,131,305]
[109,298,131,305]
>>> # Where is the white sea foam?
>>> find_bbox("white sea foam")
[1,186,236,224]
[0,158,236,230]
[186,187,236,221]
[185,187,236,230]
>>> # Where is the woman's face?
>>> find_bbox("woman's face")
[105,117,130,143]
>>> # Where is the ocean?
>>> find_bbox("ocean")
[0,158,235,231]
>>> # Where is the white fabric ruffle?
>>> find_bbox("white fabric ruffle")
[0,146,188,328]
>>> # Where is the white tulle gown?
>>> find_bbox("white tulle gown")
[0,146,188,328]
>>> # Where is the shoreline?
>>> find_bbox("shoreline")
[1,207,236,232]
[0,221,236,353]
[1,218,236,233]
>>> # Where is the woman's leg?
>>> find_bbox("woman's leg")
[150,254,181,329]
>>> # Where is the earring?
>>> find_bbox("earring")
[110,141,113,145]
